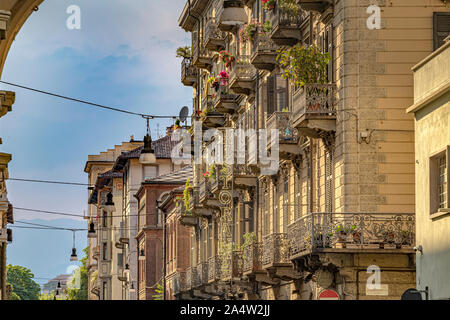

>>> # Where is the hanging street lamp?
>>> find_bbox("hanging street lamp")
[139,116,156,165]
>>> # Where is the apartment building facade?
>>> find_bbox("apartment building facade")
[407,37,450,300]
[85,140,143,300]
[175,0,450,300]
[134,166,192,300]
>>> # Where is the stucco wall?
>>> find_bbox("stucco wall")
[413,43,450,300]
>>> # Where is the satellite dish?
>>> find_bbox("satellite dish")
[179,106,189,123]
[401,288,422,300]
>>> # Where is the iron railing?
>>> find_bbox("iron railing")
[229,55,256,83]
[192,265,201,289]
[292,84,336,121]
[181,57,197,84]
[185,267,192,290]
[262,233,290,267]
[208,255,222,282]
[203,18,226,49]
[200,262,209,285]
[268,1,306,29]
[251,28,279,57]
[287,212,416,257]
[242,242,262,274]
[266,111,299,144]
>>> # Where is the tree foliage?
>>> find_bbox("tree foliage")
[277,44,330,87]
[152,283,164,300]
[6,265,41,300]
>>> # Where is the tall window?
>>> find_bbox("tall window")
[273,184,279,234]
[102,243,108,261]
[263,189,269,235]
[102,282,107,300]
[430,147,449,214]
[283,176,289,232]
[102,210,108,227]
[294,170,302,220]
[325,149,334,212]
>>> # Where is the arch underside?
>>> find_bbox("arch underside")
[0,0,44,77]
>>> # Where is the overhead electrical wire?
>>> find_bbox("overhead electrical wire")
[0,80,178,119]
[8,178,92,186]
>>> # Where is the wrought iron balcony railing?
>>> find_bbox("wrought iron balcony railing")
[243,242,263,275]
[181,57,197,87]
[193,36,213,70]
[199,262,209,286]
[213,82,239,114]
[220,251,243,280]
[191,265,201,289]
[229,55,256,96]
[201,95,226,128]
[204,18,226,52]
[233,163,258,189]
[267,1,306,46]
[287,212,416,258]
[262,233,290,268]
[266,111,300,160]
[185,267,193,290]
[292,84,336,127]
[177,199,198,227]
[208,255,222,283]
[250,28,279,71]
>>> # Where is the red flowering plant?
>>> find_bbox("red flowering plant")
[219,50,235,68]
[262,0,276,10]
[239,19,262,44]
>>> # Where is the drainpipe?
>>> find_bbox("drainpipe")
[188,0,202,114]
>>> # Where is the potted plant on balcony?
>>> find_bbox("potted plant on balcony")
[277,44,329,88]
[183,179,192,214]
[239,19,261,44]
[219,50,235,68]
[379,230,396,249]
[262,0,277,10]
[176,46,192,58]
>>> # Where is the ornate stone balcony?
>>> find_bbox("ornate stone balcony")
[176,198,198,227]
[262,233,290,268]
[175,270,189,294]
[267,1,306,46]
[202,95,226,128]
[92,246,100,261]
[188,186,210,217]
[193,38,213,71]
[216,0,248,32]
[199,178,221,210]
[204,18,226,52]
[242,242,263,275]
[181,57,197,87]
[213,83,240,115]
[210,166,224,196]
[297,0,334,14]
[250,30,280,71]
[229,55,256,96]
[0,91,15,118]
[266,111,300,160]
[233,164,257,189]
[288,212,416,259]
[208,255,222,283]
[292,84,336,135]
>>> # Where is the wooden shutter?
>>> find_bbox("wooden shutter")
[433,12,450,51]
[327,26,333,83]
[267,75,276,116]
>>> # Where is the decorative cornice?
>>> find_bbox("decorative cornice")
[0,10,11,40]
[0,90,15,118]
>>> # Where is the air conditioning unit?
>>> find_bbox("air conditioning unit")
[0,228,7,242]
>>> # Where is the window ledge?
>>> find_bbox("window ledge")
[430,208,450,220]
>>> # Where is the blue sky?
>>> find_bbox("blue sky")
[0,0,191,282]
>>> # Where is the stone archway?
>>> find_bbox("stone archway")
[0,0,43,300]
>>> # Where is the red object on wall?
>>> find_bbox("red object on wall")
[317,289,340,300]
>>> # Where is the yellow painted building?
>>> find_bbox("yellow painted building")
[407,37,450,300]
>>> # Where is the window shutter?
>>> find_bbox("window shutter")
[433,12,450,51]
[267,75,276,116]
[327,26,333,83]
